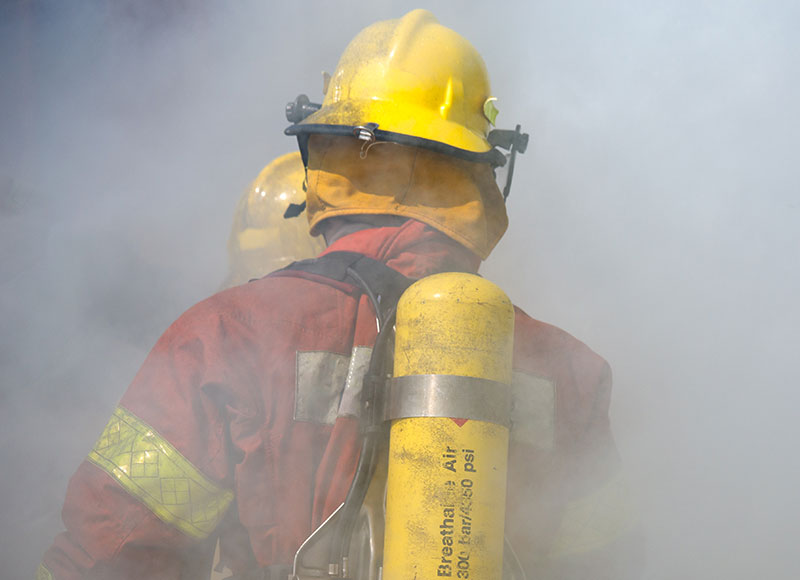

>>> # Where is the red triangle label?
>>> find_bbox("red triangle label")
[450,418,469,427]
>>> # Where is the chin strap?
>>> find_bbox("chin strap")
[488,125,529,200]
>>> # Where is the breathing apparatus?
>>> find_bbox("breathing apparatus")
[282,10,528,580]
[283,253,521,580]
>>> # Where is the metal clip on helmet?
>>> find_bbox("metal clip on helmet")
[285,9,529,200]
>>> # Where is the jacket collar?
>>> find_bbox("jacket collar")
[321,219,481,279]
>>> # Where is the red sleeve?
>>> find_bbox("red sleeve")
[539,363,645,580]
[506,312,645,580]
[40,295,260,580]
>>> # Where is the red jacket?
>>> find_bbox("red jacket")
[40,220,642,580]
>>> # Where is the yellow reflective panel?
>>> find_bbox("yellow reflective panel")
[36,563,53,580]
[483,97,499,126]
[510,371,556,451]
[549,472,639,557]
[87,406,234,540]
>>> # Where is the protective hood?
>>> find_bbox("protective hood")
[305,135,508,260]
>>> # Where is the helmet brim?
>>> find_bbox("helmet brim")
[288,98,495,155]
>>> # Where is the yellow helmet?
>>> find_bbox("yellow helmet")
[223,152,325,287]
[285,9,527,197]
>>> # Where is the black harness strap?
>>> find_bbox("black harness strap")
[225,253,414,580]
[275,251,415,322]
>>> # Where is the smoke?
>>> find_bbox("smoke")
[1,1,798,578]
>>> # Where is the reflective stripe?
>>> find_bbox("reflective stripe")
[36,563,53,580]
[295,351,351,424]
[294,347,372,424]
[549,472,638,557]
[87,406,233,540]
[338,346,372,418]
[510,371,556,450]
[296,358,555,431]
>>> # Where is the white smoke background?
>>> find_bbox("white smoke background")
[1,0,798,578]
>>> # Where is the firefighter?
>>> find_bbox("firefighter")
[223,151,325,288]
[37,10,643,580]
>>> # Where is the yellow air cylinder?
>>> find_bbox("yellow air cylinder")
[383,272,514,580]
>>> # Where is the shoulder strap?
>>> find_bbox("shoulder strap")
[275,251,415,321]
[234,254,412,576]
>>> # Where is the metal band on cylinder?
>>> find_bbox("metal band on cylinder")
[384,375,511,426]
